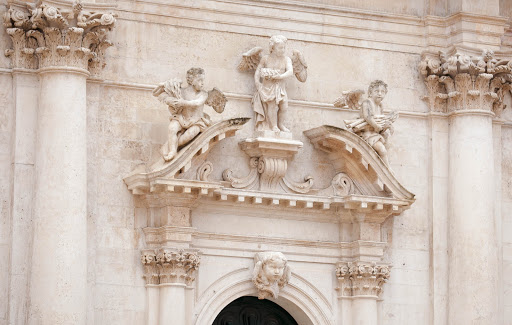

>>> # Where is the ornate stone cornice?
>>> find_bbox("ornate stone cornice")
[141,248,200,286]
[3,0,116,73]
[336,262,390,297]
[419,47,512,117]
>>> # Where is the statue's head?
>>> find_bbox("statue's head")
[269,35,287,57]
[260,252,287,282]
[186,67,205,91]
[368,80,388,105]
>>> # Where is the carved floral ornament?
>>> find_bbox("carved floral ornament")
[3,0,116,72]
[419,49,512,116]
[336,261,390,297]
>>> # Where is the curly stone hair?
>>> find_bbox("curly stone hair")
[186,67,205,85]
[368,79,388,95]
[269,35,287,53]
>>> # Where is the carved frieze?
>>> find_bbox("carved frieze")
[252,252,291,300]
[336,261,390,297]
[141,248,200,286]
[3,1,115,72]
[419,48,512,116]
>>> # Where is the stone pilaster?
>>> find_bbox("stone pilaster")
[420,48,506,324]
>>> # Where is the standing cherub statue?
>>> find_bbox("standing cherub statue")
[239,35,308,133]
[153,68,227,162]
[336,80,398,166]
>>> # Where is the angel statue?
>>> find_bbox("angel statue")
[335,80,398,166]
[239,35,308,133]
[153,68,227,162]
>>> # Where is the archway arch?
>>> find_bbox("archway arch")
[194,270,333,325]
[212,296,298,325]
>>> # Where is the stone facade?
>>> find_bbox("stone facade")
[0,0,511,325]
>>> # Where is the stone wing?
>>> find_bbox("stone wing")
[333,89,365,110]
[206,87,228,113]
[291,49,308,82]
[238,46,264,71]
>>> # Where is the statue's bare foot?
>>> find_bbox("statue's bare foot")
[272,126,281,133]
[163,152,176,162]
[278,124,290,132]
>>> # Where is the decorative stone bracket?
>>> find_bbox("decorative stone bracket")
[223,133,313,193]
[3,0,116,73]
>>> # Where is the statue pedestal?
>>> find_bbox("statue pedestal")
[239,133,303,192]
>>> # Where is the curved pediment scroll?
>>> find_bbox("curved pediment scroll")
[304,125,415,201]
[124,118,249,194]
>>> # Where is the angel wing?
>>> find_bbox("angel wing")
[206,87,228,113]
[238,47,263,71]
[333,89,365,110]
[291,49,308,82]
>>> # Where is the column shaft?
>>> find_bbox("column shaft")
[159,284,187,325]
[448,112,498,323]
[147,285,160,325]
[352,297,378,325]
[29,68,88,324]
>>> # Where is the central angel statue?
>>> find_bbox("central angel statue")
[239,35,308,133]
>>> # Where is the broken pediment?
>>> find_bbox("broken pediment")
[125,124,414,222]
[304,125,415,202]
[123,118,249,194]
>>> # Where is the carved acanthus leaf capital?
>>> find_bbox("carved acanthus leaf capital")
[419,49,512,116]
[140,248,200,285]
[3,1,116,72]
[336,261,390,297]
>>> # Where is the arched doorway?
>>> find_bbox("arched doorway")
[212,296,298,325]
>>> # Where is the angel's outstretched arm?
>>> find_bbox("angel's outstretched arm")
[172,92,208,109]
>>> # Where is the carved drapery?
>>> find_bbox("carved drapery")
[3,1,115,72]
[419,49,512,116]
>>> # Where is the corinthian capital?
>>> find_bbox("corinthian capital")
[3,0,116,73]
[419,48,512,117]
[140,248,200,285]
[336,261,390,297]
